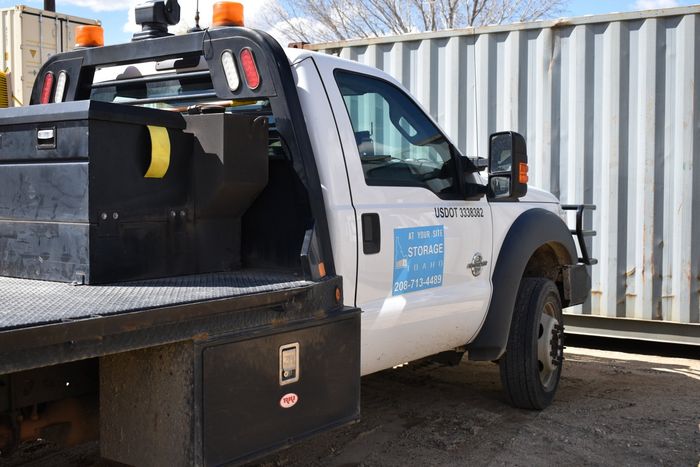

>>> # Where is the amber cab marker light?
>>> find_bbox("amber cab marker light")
[335,287,342,304]
[40,72,54,104]
[519,162,529,184]
[213,2,245,27]
[75,25,104,48]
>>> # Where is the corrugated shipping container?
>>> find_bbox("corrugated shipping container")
[309,6,700,344]
[0,5,99,106]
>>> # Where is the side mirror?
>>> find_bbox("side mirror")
[488,131,528,200]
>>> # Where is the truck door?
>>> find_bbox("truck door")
[326,68,493,374]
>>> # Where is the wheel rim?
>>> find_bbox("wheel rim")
[537,302,561,391]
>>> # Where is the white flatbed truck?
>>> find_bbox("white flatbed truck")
[0,1,594,465]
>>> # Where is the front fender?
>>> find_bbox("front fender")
[466,208,580,361]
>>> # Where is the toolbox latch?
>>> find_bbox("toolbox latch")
[279,343,300,385]
[37,127,56,149]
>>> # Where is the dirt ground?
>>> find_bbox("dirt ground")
[253,339,700,467]
[4,338,699,467]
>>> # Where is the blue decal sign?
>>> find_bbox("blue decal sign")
[392,225,444,296]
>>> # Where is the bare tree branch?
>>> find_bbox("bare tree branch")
[263,0,569,43]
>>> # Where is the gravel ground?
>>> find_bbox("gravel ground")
[3,338,699,467]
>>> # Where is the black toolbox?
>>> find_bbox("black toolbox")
[0,101,268,284]
[200,309,361,466]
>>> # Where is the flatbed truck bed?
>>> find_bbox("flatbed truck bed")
[0,271,340,375]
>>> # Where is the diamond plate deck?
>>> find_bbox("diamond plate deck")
[0,270,311,331]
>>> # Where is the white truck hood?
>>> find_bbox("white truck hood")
[521,186,560,204]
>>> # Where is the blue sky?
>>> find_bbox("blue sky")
[1,0,697,45]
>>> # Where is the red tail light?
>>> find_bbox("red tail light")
[40,72,55,104]
[239,48,260,90]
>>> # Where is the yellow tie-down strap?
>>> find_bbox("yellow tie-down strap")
[144,125,171,178]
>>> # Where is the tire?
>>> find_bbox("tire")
[499,277,564,410]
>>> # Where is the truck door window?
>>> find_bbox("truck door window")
[335,70,459,198]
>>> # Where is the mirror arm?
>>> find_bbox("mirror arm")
[465,182,488,200]
[473,157,489,170]
[458,155,481,174]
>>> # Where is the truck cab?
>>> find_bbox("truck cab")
[294,51,497,373]
[289,48,592,381]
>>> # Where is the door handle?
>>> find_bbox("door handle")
[361,213,380,255]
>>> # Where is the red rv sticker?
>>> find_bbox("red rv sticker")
[280,393,298,409]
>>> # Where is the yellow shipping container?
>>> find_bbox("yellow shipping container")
[0,5,99,107]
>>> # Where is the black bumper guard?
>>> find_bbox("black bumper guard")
[562,204,597,266]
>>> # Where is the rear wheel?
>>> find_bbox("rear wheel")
[499,278,564,410]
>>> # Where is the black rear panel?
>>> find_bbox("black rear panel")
[201,313,360,466]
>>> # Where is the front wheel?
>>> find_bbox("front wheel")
[499,278,564,410]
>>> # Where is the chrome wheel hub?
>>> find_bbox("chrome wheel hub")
[537,302,563,390]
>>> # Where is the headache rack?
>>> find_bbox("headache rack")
[27,26,335,279]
